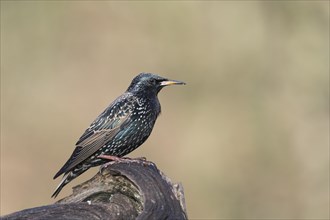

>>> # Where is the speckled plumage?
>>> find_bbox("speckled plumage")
[52,73,185,198]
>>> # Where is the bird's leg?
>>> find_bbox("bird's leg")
[98,155,154,173]
[98,154,122,161]
[122,156,147,161]
[98,155,146,162]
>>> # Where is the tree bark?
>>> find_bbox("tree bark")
[2,159,187,220]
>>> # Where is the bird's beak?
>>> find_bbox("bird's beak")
[160,79,186,86]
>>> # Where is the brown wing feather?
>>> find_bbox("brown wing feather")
[61,115,130,173]
[53,94,137,179]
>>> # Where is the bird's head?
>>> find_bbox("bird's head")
[127,73,185,96]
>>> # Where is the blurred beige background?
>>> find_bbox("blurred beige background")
[1,1,329,219]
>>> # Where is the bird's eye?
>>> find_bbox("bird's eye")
[151,79,158,85]
[155,79,164,84]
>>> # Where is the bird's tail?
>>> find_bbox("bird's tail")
[52,164,91,198]
[52,172,72,198]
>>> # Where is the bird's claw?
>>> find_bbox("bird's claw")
[98,155,150,171]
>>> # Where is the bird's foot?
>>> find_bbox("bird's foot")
[98,155,146,162]
[124,156,147,161]
[98,155,123,161]
[98,155,151,171]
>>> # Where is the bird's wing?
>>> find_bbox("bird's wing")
[54,94,135,179]
[66,116,129,171]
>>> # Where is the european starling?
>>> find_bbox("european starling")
[52,73,185,198]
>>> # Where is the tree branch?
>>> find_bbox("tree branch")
[2,159,187,220]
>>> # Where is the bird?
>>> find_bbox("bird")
[52,73,185,198]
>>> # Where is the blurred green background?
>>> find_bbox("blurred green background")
[1,1,329,219]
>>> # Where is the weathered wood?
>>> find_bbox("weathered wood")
[2,159,187,220]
